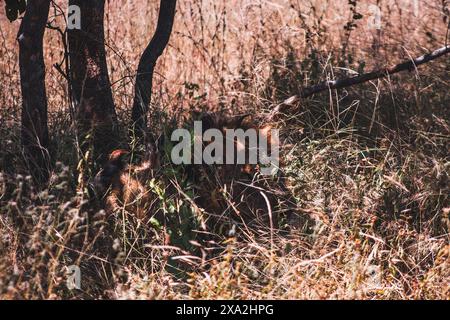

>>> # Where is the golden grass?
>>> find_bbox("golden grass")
[0,0,448,299]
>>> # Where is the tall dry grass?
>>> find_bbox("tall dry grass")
[0,0,449,299]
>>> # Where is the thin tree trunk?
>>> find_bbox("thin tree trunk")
[131,0,177,141]
[18,0,51,185]
[68,0,117,164]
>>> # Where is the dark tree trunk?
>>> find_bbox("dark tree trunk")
[68,0,118,164]
[18,0,51,185]
[131,0,177,141]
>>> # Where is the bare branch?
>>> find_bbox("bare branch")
[299,46,450,99]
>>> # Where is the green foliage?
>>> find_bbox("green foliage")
[5,0,26,22]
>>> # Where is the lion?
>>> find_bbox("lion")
[94,112,295,233]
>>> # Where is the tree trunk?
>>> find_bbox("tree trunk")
[68,0,117,164]
[131,0,177,141]
[18,0,51,185]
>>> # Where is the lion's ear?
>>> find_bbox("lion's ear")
[230,114,252,128]
[108,149,129,161]
[199,112,217,133]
